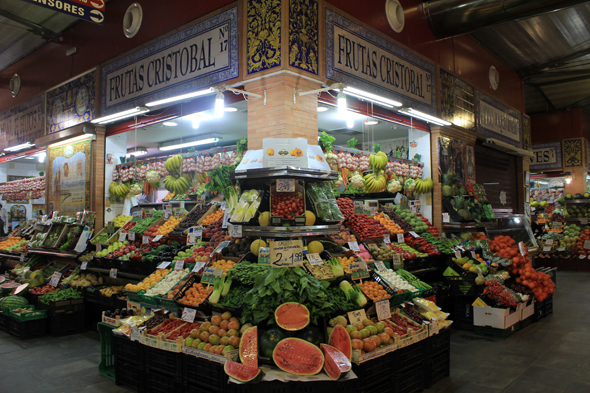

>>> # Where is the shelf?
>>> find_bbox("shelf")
[241,225,340,237]
[27,248,79,258]
[86,267,145,280]
[0,252,25,260]
[136,201,200,207]
[565,218,589,222]
[565,199,589,204]
[230,167,339,181]
[442,221,496,231]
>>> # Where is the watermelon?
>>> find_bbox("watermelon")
[260,328,287,358]
[273,338,324,375]
[329,325,352,360]
[0,295,28,312]
[296,327,323,347]
[320,344,352,380]
[224,360,262,383]
[275,302,310,331]
[239,326,258,368]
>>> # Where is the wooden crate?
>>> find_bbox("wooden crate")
[197,204,219,225]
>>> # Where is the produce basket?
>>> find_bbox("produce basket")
[37,297,84,316]
[228,189,268,226]
[41,223,67,249]
[7,315,47,339]
[204,280,246,317]
[142,267,193,307]
[196,203,219,225]
[172,274,210,312]
[269,179,307,226]
[371,271,414,305]
[7,305,47,321]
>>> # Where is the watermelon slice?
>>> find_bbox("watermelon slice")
[321,344,352,380]
[275,302,310,331]
[239,326,258,368]
[273,338,324,375]
[224,360,262,383]
[329,325,352,360]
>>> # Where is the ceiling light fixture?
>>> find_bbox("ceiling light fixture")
[4,142,35,152]
[163,121,178,127]
[214,91,225,118]
[317,106,329,112]
[127,147,148,156]
[145,88,213,107]
[91,106,149,125]
[37,152,46,163]
[337,91,347,115]
[224,107,238,112]
[24,156,35,160]
[365,119,379,125]
[398,108,451,126]
[343,86,402,108]
[158,134,221,151]
[192,119,200,129]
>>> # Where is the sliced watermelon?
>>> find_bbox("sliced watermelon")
[321,344,352,380]
[273,338,324,375]
[224,360,262,382]
[275,302,310,331]
[329,325,352,360]
[239,326,258,368]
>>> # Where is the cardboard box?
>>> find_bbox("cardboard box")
[521,301,535,320]
[473,305,520,329]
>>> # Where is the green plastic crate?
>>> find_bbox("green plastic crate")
[7,306,47,321]
[97,322,116,381]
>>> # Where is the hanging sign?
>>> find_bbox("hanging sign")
[20,0,105,25]
[476,91,522,148]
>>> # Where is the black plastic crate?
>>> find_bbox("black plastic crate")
[293,380,357,393]
[227,381,290,393]
[48,312,84,336]
[184,354,227,391]
[394,362,425,393]
[146,368,183,393]
[425,350,450,388]
[545,295,554,316]
[359,377,393,393]
[520,315,534,330]
[114,334,144,365]
[473,322,519,339]
[0,312,7,332]
[452,295,477,330]
[37,298,85,316]
[426,328,451,358]
[394,341,425,371]
[145,345,182,377]
[8,316,46,340]
[352,351,395,381]
[115,359,144,392]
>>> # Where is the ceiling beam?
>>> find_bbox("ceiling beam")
[527,74,590,87]
[534,85,556,112]
[564,94,590,111]
[0,9,57,41]
[519,47,590,78]
[523,69,590,82]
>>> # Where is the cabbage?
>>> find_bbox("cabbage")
[146,170,160,186]
[350,174,364,188]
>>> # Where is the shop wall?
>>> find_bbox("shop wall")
[0,162,46,221]
[530,108,590,143]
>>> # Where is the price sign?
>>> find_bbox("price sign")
[581,255,587,259]
[454,250,462,259]
[543,246,552,252]
[132,211,142,222]
[119,232,127,242]
[80,262,88,270]
[222,211,231,229]
[546,239,554,245]
[270,240,304,267]
[258,247,270,265]
[144,209,154,218]
[110,268,118,278]
[96,244,102,252]
[276,179,295,192]
[348,309,367,326]
[392,254,403,270]
[375,300,391,321]
[164,205,173,219]
[173,208,183,218]
[558,247,566,252]
[409,231,419,238]
[228,224,242,238]
[20,267,30,278]
[397,234,405,243]
[306,253,323,266]
[143,236,150,244]
[442,213,450,223]
[174,260,185,270]
[157,262,171,269]
[383,235,391,244]
[202,267,223,283]
[181,308,197,323]
[188,226,203,245]
[582,218,589,225]
[192,262,206,273]
[351,265,370,279]
[211,241,231,257]
[347,241,360,252]
[471,251,477,260]
[584,240,590,250]
[49,272,62,287]
[128,231,135,241]
[20,253,25,262]
[153,235,164,242]
[374,261,387,272]
[519,241,526,256]
[130,326,141,342]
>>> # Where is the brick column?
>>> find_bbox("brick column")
[91,127,106,231]
[244,73,322,149]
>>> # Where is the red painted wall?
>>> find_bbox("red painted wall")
[530,108,590,143]
[0,0,524,114]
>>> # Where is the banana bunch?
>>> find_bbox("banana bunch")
[195,172,208,183]
[165,154,183,176]
[414,178,434,195]
[108,182,130,198]
[364,171,388,193]
[369,151,388,172]
[164,174,192,194]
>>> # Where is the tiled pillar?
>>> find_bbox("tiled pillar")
[91,127,106,230]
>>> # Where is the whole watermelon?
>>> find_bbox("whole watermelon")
[0,295,28,312]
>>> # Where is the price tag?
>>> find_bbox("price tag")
[130,326,141,342]
[222,211,231,229]
[270,240,304,267]
[543,246,552,252]
[471,251,477,260]
[14,283,29,295]
[392,254,403,270]
[144,209,154,218]
[584,240,590,250]
[375,261,387,272]
[188,226,203,245]
[558,247,566,252]
[110,268,118,278]
[173,207,183,218]
[119,232,127,242]
[546,239,554,245]
[20,253,25,262]
[157,262,171,269]
[174,260,185,271]
[132,211,142,222]
[164,205,173,219]
[531,207,535,211]
[202,267,223,283]
[143,236,150,244]
[409,231,419,238]
[581,255,587,259]
[192,262,206,273]
[397,234,405,243]
[219,201,228,211]
[211,241,231,257]
[519,242,526,256]
[153,235,163,242]
[49,272,62,287]
[96,244,102,252]
[442,213,450,223]
[181,308,197,323]
[276,179,295,192]
[454,250,462,259]
[582,218,589,225]
[128,232,135,241]
[375,300,391,321]
[348,309,367,326]
[21,266,30,278]
[258,247,270,265]
[306,253,324,266]
[80,261,88,270]
[347,241,360,252]
[228,224,242,238]
[383,235,391,244]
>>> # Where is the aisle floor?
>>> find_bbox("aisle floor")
[0,271,585,393]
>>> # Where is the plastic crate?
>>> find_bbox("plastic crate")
[545,295,554,316]
[145,345,182,377]
[293,380,357,393]
[7,316,46,340]
[452,295,477,331]
[520,315,534,329]
[97,322,116,380]
[146,368,183,393]
[48,312,85,336]
[227,382,291,393]
[426,327,451,358]
[184,351,228,391]
[360,377,394,393]
[394,362,425,393]
[115,359,144,392]
[7,306,47,321]
[37,298,85,316]
[0,312,8,332]
[473,322,520,339]
[425,350,450,388]
[393,341,425,371]
[352,350,395,381]
[114,333,144,365]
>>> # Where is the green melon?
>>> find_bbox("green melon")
[0,295,28,312]
[296,327,323,347]
[443,185,453,197]
[260,328,287,358]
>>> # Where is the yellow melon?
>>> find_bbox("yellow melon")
[251,239,267,256]
[259,211,271,226]
[305,211,316,226]
[308,241,324,254]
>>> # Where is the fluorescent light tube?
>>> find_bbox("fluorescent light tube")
[214,92,225,118]
[145,88,213,107]
[337,92,347,114]
[399,108,452,126]
[343,86,402,107]
[91,106,149,124]
[4,142,34,151]
[159,138,219,151]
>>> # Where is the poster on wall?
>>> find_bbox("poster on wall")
[438,137,465,186]
[465,145,476,185]
[47,140,92,216]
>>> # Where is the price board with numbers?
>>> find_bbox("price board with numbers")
[202,267,223,283]
[348,309,367,325]
[270,240,304,267]
[187,226,203,245]
[228,224,242,238]
[306,253,323,265]
[276,179,295,192]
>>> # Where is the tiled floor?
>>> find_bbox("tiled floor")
[0,272,583,392]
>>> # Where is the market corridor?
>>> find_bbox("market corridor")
[0,272,584,393]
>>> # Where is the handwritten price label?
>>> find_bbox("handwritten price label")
[157,262,171,269]
[347,242,360,252]
[80,262,88,270]
[181,308,197,323]
[306,253,324,266]
[228,224,242,238]
[383,235,391,244]
[128,232,135,241]
[270,240,304,268]
[119,232,127,242]
[546,239,554,245]
[348,309,367,326]
[442,213,450,223]
[49,272,62,287]
[543,247,552,252]
[222,211,230,229]
[110,268,118,278]
[397,234,405,243]
[409,231,419,238]
[276,179,295,192]
[153,235,164,242]
[376,300,391,321]
[143,236,150,244]
[192,262,206,273]
[174,260,185,271]
[20,253,25,262]
[374,261,387,272]
[188,226,203,245]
